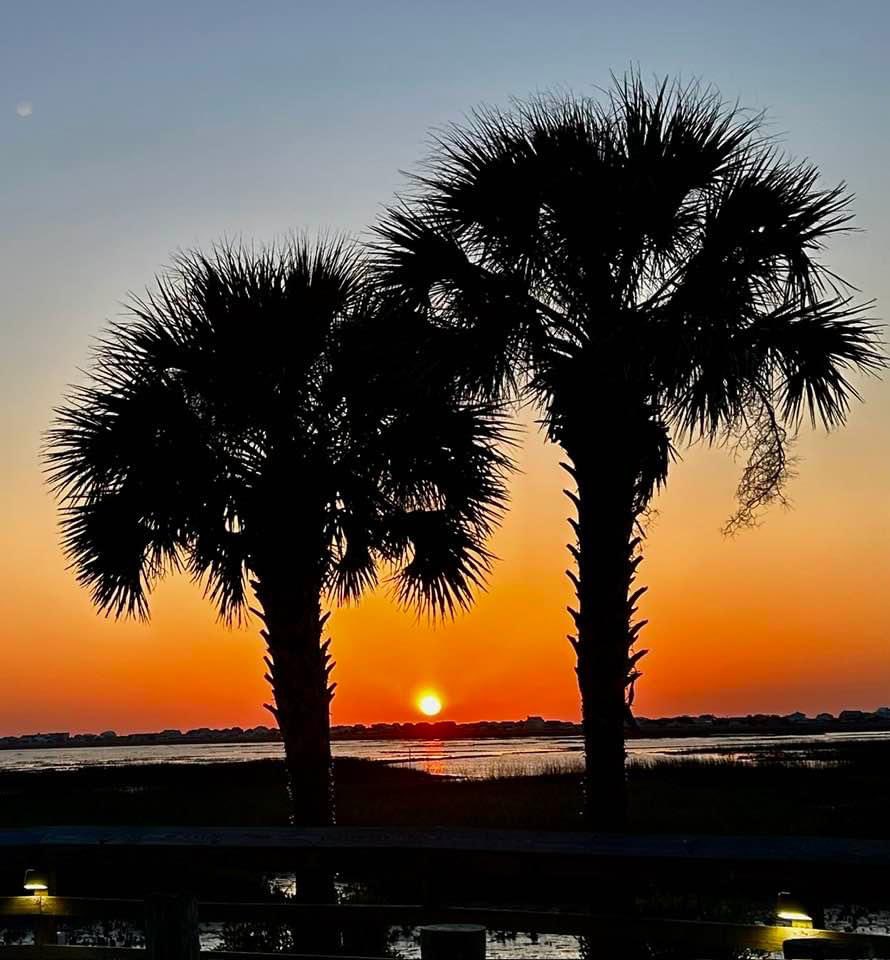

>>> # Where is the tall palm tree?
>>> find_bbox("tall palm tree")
[46,238,510,830]
[374,76,882,829]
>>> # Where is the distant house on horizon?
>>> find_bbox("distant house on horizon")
[839,710,868,722]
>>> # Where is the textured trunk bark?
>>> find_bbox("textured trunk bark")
[251,571,336,913]
[566,441,641,832]
[253,575,334,828]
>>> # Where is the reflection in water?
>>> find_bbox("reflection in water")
[403,739,450,777]
[0,729,889,777]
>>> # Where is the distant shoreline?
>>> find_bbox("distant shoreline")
[3,709,890,752]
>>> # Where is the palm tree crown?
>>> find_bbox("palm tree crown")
[376,76,881,527]
[46,239,510,624]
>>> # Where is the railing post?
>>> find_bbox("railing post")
[807,899,826,930]
[34,910,58,948]
[33,868,58,947]
[420,923,486,960]
[145,893,199,960]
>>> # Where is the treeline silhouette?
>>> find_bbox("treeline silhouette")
[5,708,890,753]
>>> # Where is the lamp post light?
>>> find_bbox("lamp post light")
[23,870,49,897]
[777,892,814,929]
[23,869,57,947]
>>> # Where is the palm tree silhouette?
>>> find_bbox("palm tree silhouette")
[375,76,883,829]
[46,238,510,829]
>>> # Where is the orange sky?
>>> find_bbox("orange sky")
[1,382,888,735]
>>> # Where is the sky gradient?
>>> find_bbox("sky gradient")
[2,1,889,734]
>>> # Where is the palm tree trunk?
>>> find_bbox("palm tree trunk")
[252,575,334,828]
[250,571,337,922]
[565,443,640,831]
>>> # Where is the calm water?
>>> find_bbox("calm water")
[2,729,889,776]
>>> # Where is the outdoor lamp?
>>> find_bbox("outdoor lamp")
[23,869,49,896]
[777,892,813,928]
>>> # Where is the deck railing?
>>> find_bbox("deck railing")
[1,826,889,958]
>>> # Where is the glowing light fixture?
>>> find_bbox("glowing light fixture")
[23,869,49,896]
[777,892,813,929]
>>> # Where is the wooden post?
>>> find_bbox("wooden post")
[33,909,57,948]
[145,894,199,960]
[420,923,486,960]
[33,867,58,947]
[807,899,826,930]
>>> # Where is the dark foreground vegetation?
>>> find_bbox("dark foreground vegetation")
[2,739,889,837]
[2,744,889,954]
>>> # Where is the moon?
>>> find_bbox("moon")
[417,693,443,717]
[16,101,33,118]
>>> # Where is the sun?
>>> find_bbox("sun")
[417,692,443,717]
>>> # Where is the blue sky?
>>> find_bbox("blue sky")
[3,3,888,423]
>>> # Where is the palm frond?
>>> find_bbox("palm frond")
[391,511,495,618]
[373,70,883,529]
[754,298,883,428]
[48,235,512,626]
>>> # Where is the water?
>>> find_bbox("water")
[1,728,888,776]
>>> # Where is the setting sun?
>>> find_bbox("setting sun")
[417,693,443,717]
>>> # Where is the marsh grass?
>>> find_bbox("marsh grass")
[0,739,887,838]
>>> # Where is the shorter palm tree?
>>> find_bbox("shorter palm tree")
[46,238,511,829]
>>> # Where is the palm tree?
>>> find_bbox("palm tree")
[374,76,882,829]
[46,238,510,830]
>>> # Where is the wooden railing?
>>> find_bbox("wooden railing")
[1,827,889,958]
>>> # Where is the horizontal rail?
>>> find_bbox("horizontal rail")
[208,955,386,959]
[3,825,890,867]
[4,825,890,865]
[0,951,376,960]
[3,825,890,896]
[0,899,142,921]
[0,950,138,959]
